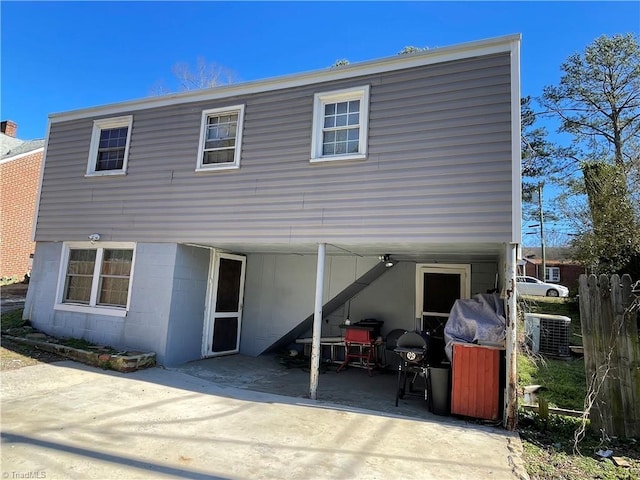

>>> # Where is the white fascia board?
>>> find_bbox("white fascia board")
[50,34,522,124]
[509,36,522,245]
[0,146,44,165]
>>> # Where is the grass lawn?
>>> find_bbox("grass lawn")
[516,296,639,479]
[1,308,26,330]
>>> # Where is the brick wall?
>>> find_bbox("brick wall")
[0,150,43,279]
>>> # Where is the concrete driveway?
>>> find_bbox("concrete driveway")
[1,361,528,479]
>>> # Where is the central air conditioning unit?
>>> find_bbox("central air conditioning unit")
[524,313,572,357]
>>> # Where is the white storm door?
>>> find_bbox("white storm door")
[416,264,471,336]
[204,252,246,357]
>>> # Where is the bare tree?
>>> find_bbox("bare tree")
[330,59,350,68]
[398,46,429,55]
[150,57,236,95]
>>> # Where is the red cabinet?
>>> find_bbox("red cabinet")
[451,343,502,421]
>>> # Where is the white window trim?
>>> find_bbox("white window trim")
[545,266,560,282]
[196,105,245,172]
[54,241,136,317]
[85,115,133,177]
[310,85,370,163]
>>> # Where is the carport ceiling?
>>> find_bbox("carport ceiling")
[183,241,506,262]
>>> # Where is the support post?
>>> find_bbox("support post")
[309,243,326,400]
[504,242,518,430]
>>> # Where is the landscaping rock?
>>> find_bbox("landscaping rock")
[25,333,47,340]
[1,334,156,373]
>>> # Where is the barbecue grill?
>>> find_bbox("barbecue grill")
[394,331,431,407]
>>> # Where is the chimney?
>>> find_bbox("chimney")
[1,120,17,137]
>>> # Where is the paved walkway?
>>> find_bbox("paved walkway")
[1,361,528,479]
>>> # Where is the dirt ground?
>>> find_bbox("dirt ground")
[1,282,66,370]
[0,337,66,371]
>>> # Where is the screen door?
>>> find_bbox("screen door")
[203,252,246,356]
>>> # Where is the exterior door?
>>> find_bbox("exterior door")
[203,252,246,357]
[416,264,471,336]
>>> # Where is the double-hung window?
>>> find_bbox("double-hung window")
[56,242,135,316]
[196,105,245,171]
[545,267,560,282]
[311,85,369,163]
[86,116,133,176]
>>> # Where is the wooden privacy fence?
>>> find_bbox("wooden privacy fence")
[578,274,640,438]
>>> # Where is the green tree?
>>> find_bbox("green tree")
[520,96,564,267]
[539,33,640,276]
[573,162,640,275]
[521,96,557,180]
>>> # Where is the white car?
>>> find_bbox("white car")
[516,276,569,297]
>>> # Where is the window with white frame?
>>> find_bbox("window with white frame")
[311,85,369,162]
[86,116,133,176]
[196,105,245,171]
[546,267,560,282]
[56,243,135,316]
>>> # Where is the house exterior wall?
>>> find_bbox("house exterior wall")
[23,242,62,323]
[0,150,43,278]
[164,244,210,366]
[24,241,177,365]
[36,52,514,248]
[241,254,380,356]
[242,252,499,356]
[24,240,499,363]
[25,36,519,376]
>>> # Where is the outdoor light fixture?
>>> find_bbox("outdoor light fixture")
[379,254,394,268]
[88,233,101,243]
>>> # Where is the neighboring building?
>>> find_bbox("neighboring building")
[519,250,585,292]
[25,35,522,380]
[0,121,45,280]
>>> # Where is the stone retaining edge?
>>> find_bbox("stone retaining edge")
[2,334,156,372]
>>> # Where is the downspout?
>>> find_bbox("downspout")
[504,242,518,430]
[309,243,326,400]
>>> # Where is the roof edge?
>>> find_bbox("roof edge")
[0,146,45,164]
[50,34,521,123]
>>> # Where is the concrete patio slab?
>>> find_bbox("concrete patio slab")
[1,360,528,479]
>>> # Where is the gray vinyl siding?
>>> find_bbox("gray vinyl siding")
[36,53,513,245]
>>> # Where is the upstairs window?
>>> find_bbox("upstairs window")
[86,116,133,176]
[197,105,245,171]
[311,86,369,163]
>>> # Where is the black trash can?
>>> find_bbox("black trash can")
[428,365,451,415]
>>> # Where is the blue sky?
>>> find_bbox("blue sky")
[3,1,638,140]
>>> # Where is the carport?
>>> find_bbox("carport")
[303,243,519,429]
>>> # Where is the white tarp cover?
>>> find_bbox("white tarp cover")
[444,293,506,361]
